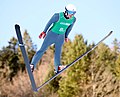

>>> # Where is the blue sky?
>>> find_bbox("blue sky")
[0,0,120,50]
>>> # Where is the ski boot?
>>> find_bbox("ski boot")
[54,65,66,74]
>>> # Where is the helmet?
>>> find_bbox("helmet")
[65,4,76,15]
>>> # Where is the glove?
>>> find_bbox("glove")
[39,32,46,39]
[65,38,69,42]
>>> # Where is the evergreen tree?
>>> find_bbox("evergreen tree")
[23,30,36,61]
[112,38,120,55]
[0,37,19,81]
[0,47,12,79]
[58,34,89,97]
[17,30,36,71]
[90,43,115,83]
[90,43,118,97]
[114,53,120,78]
[0,30,36,81]
[112,39,120,78]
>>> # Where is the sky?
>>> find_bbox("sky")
[0,0,120,50]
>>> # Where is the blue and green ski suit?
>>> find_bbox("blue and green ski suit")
[31,12,76,72]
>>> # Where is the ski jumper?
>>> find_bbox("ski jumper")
[31,12,76,72]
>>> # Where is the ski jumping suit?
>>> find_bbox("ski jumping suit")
[31,12,76,72]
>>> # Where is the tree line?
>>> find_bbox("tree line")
[0,30,120,97]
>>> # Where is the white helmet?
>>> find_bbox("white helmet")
[65,4,76,14]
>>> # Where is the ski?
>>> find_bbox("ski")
[15,24,37,92]
[37,31,113,91]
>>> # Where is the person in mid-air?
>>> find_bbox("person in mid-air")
[30,4,76,74]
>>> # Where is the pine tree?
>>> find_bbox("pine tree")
[0,37,19,81]
[0,30,36,81]
[23,30,36,62]
[112,39,120,78]
[114,54,120,78]
[90,43,119,97]
[17,30,36,71]
[112,38,120,55]
[58,34,89,97]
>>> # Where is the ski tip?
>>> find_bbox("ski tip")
[15,24,20,29]
[109,31,113,35]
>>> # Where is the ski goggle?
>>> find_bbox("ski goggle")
[67,10,76,15]
[65,7,76,15]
